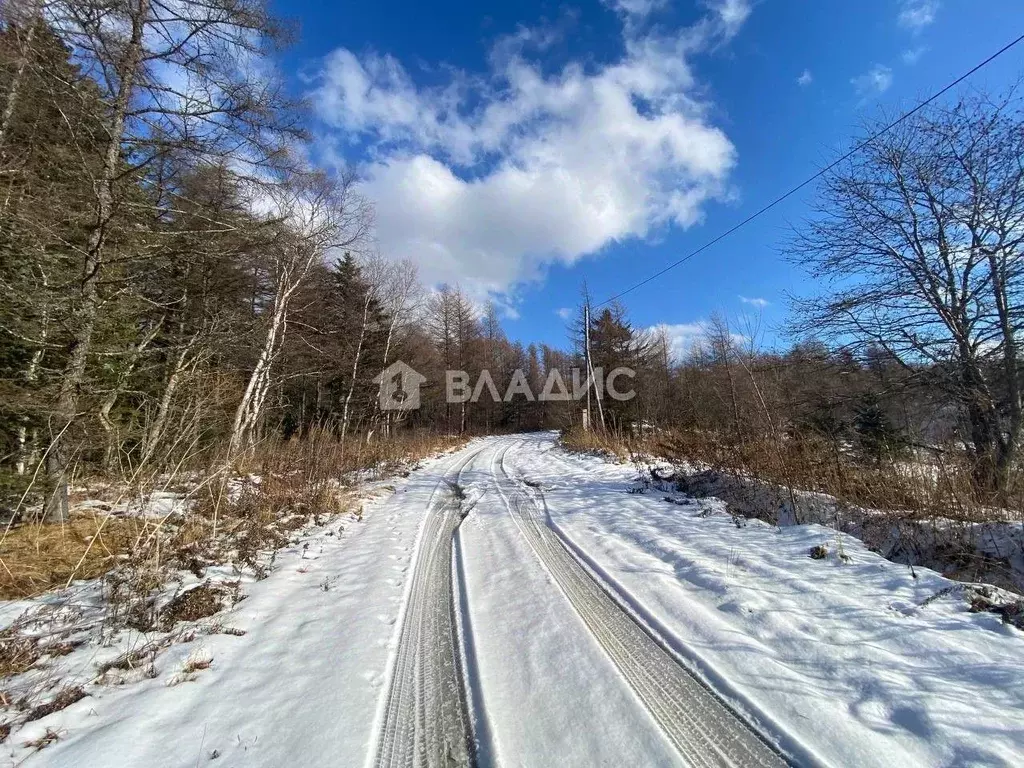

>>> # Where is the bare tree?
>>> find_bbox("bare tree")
[227,172,370,457]
[364,256,421,439]
[789,86,1024,494]
[38,0,303,520]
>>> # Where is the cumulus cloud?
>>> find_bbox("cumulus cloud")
[556,307,573,320]
[851,65,893,98]
[312,9,745,299]
[898,0,939,31]
[797,69,812,87]
[739,295,769,308]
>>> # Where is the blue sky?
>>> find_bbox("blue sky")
[275,0,1023,355]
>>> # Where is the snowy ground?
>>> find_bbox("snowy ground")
[4,433,1023,766]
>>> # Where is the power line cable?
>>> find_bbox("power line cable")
[597,32,1024,308]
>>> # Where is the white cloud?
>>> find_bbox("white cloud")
[902,47,926,65]
[898,0,939,31]
[739,295,769,308]
[556,307,573,320]
[603,0,669,19]
[312,9,745,299]
[648,321,746,361]
[797,69,813,87]
[708,0,752,38]
[851,65,893,98]
[649,322,709,361]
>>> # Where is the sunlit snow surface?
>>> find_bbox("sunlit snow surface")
[5,434,1023,767]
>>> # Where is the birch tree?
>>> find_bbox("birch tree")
[227,172,370,457]
[370,259,421,438]
[36,0,301,519]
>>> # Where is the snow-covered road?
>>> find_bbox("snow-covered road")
[374,436,783,768]
[17,433,1024,767]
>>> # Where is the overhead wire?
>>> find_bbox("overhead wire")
[596,32,1024,307]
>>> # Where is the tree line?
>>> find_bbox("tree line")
[2,1,1021,525]
[562,88,1024,507]
[0,2,371,522]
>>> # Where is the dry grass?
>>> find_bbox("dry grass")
[656,430,1022,524]
[559,427,637,460]
[563,425,1024,593]
[235,427,467,481]
[0,630,40,678]
[180,654,212,674]
[25,686,85,723]
[96,642,162,677]
[0,517,148,601]
[160,583,228,628]
[561,425,1024,525]
[0,429,464,603]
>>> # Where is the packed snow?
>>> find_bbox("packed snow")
[3,433,1022,767]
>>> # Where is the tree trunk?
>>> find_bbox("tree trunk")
[141,337,198,466]
[340,291,372,447]
[98,321,162,470]
[987,248,1022,494]
[959,355,1004,494]
[370,301,401,434]
[229,279,290,457]
[45,3,148,522]
[15,326,45,475]
[0,6,39,152]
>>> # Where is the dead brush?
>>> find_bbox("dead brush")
[25,686,85,723]
[560,427,648,460]
[159,582,236,629]
[181,655,212,674]
[23,726,62,751]
[100,552,168,634]
[1,427,463,602]
[0,630,41,679]
[94,636,168,682]
[657,429,1020,526]
[0,610,89,684]
[190,480,310,581]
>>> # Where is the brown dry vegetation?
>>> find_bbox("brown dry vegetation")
[0,517,147,600]
[0,429,465,602]
[564,425,1023,525]
[656,431,1023,524]
[562,424,1024,593]
[560,428,634,460]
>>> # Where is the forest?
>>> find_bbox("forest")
[1,1,1022,553]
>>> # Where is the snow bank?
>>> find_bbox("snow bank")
[0,445,474,767]
[668,467,1024,595]
[520,433,1024,766]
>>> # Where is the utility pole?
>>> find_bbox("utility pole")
[584,302,591,431]
[583,300,605,432]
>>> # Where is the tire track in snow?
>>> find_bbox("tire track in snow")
[372,445,485,768]
[493,440,790,768]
